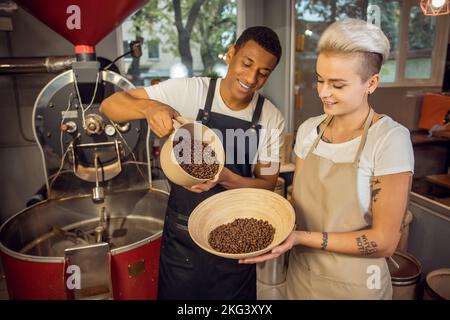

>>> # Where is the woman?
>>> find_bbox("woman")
[240,19,414,299]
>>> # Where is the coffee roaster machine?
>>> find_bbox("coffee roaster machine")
[0,0,168,299]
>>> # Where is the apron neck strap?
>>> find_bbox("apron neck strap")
[308,108,375,161]
[250,94,264,129]
[310,115,333,152]
[353,107,374,164]
[201,78,218,122]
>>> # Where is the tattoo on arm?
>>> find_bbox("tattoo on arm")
[370,178,382,203]
[321,232,328,250]
[356,234,378,256]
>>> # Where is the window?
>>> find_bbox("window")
[394,1,449,86]
[405,6,435,79]
[370,0,401,83]
[146,39,159,60]
[120,0,237,86]
[122,40,130,55]
[295,0,450,87]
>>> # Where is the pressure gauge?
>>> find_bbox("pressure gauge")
[105,124,116,136]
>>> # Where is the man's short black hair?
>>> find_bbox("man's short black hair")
[234,26,282,64]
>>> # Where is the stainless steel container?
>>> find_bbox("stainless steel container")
[257,251,289,286]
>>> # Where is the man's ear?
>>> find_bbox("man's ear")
[226,44,236,65]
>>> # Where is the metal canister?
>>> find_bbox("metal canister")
[387,251,422,300]
[257,251,289,286]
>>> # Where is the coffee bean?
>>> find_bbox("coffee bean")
[173,138,219,179]
[208,218,275,254]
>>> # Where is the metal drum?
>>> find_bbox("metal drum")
[0,189,167,299]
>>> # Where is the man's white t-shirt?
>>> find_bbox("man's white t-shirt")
[293,114,414,218]
[144,77,285,164]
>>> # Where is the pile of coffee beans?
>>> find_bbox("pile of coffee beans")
[208,218,275,254]
[173,137,219,179]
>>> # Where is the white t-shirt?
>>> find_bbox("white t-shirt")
[293,114,414,216]
[144,77,285,164]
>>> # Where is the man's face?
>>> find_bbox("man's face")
[223,40,278,104]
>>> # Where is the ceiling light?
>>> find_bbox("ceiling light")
[431,0,446,8]
[420,0,449,16]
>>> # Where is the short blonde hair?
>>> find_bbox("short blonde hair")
[318,18,390,81]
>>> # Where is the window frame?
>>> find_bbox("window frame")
[146,39,160,61]
[379,0,449,88]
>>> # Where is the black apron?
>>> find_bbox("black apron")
[157,78,264,300]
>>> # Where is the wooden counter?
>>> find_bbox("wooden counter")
[411,131,450,145]
[425,174,450,190]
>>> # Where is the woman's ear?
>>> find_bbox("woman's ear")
[367,73,380,95]
[226,44,236,65]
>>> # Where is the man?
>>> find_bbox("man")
[100,26,285,300]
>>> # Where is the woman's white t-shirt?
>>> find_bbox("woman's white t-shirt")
[293,114,414,216]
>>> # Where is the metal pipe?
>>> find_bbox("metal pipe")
[94,226,104,243]
[92,154,105,202]
[77,141,121,148]
[95,206,107,243]
[0,56,76,74]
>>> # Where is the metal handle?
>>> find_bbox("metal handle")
[389,256,400,269]
[92,154,104,202]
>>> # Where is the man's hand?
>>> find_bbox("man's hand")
[183,167,229,193]
[185,179,220,193]
[143,101,180,137]
[99,89,180,137]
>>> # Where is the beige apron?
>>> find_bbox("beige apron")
[286,109,392,300]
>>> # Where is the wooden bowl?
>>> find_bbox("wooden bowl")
[160,117,225,187]
[188,188,295,259]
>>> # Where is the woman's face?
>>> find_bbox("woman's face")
[316,52,376,116]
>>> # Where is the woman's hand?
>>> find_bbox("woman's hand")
[238,231,297,264]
